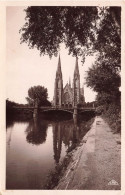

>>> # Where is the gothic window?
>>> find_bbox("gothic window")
[69,104,72,108]
[64,92,70,104]
[65,104,68,108]
[62,104,64,107]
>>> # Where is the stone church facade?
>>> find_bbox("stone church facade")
[53,56,85,108]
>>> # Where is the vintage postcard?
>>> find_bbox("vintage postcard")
[0,1,125,195]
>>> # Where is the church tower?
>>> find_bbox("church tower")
[81,83,85,104]
[73,57,80,106]
[53,55,63,107]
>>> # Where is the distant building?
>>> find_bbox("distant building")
[53,56,85,108]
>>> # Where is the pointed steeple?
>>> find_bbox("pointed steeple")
[54,54,63,107]
[56,54,62,77]
[74,56,79,76]
[69,77,71,87]
[81,83,85,103]
[81,83,84,96]
[73,56,80,106]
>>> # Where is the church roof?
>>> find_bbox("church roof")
[63,83,72,92]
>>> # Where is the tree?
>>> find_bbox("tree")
[20,6,121,132]
[20,7,120,64]
[25,97,34,106]
[26,85,51,106]
[85,64,120,94]
[94,7,121,71]
[20,7,121,96]
[85,6,121,105]
[20,6,98,61]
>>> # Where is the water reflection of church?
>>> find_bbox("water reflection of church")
[53,56,85,107]
[53,120,80,164]
[25,118,85,164]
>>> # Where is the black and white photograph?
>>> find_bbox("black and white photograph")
[0,1,124,193]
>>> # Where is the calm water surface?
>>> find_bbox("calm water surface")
[6,116,91,189]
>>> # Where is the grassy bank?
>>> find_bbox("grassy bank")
[96,103,121,134]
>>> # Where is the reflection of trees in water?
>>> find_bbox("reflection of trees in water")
[6,115,31,129]
[25,118,48,145]
[6,119,15,129]
[6,126,13,148]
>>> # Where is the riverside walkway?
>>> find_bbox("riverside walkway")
[55,116,121,190]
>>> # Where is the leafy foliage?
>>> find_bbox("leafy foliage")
[20,6,121,132]
[27,85,51,106]
[20,6,98,60]
[20,6,120,67]
[96,91,121,106]
[104,103,121,133]
[85,65,120,93]
[94,7,121,71]
[85,7,121,133]
[96,102,121,133]
[25,97,34,106]
[6,99,28,110]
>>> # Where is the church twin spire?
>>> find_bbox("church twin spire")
[54,55,85,107]
[69,77,71,87]
[56,54,62,78]
[56,55,79,81]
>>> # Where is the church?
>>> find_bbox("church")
[53,56,85,108]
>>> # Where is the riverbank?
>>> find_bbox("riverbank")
[43,117,95,189]
[54,116,121,190]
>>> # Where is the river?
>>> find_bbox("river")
[6,114,93,189]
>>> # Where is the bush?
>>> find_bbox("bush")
[103,103,121,133]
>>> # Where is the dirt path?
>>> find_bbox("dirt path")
[55,116,121,190]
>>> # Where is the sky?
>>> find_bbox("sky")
[6,6,97,104]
